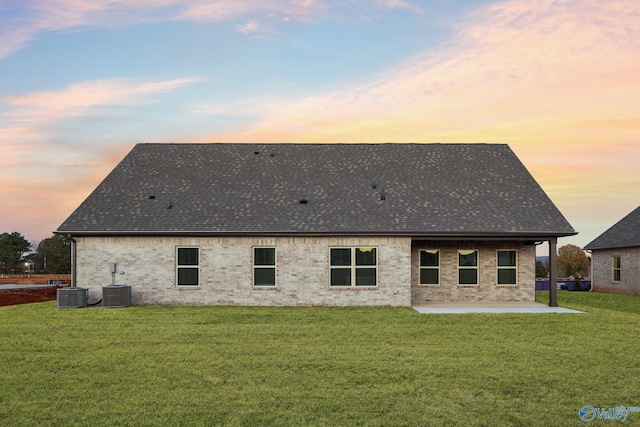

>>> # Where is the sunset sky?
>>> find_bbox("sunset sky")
[1,0,639,252]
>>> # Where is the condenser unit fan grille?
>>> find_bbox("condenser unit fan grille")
[57,288,88,308]
[102,285,132,308]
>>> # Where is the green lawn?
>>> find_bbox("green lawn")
[2,292,640,426]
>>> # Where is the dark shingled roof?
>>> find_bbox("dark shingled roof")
[57,143,576,237]
[584,206,640,250]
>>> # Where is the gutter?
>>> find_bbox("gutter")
[584,244,639,251]
[55,230,578,239]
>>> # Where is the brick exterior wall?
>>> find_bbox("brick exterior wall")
[411,241,536,303]
[591,247,640,295]
[75,236,537,305]
[75,236,412,306]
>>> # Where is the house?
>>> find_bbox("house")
[584,206,640,295]
[56,143,576,306]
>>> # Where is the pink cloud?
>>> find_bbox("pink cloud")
[373,0,420,13]
[0,127,42,144]
[3,77,200,122]
[1,0,418,58]
[236,20,260,34]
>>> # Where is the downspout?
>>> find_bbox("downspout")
[586,249,593,292]
[67,235,77,288]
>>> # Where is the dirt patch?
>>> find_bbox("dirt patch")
[0,286,60,307]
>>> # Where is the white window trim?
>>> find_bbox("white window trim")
[496,249,518,286]
[329,247,378,288]
[253,247,277,288]
[458,250,479,286]
[419,249,440,286]
[176,246,200,288]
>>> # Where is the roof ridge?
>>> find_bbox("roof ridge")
[135,142,504,146]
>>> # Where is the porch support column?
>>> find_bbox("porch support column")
[548,238,558,307]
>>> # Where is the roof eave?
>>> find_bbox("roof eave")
[55,229,577,239]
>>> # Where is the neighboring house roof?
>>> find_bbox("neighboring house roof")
[584,205,640,250]
[57,143,576,238]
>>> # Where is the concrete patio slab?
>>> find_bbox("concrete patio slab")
[412,302,584,314]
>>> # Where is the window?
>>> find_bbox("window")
[497,250,517,285]
[254,247,276,287]
[458,250,478,285]
[330,247,377,287]
[420,250,440,285]
[613,256,621,281]
[176,247,199,287]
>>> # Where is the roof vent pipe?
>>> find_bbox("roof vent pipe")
[380,189,386,201]
[372,181,377,189]
[299,198,308,204]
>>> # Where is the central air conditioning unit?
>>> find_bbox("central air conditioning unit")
[102,285,132,308]
[57,287,88,308]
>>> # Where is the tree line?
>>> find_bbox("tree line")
[535,244,591,279]
[0,232,71,274]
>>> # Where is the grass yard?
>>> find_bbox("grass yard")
[2,292,640,426]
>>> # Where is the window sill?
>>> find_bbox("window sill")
[419,284,440,287]
[457,284,479,288]
[329,286,379,290]
[176,286,200,289]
